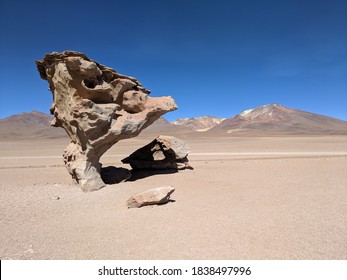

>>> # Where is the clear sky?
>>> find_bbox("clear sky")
[0,0,346,121]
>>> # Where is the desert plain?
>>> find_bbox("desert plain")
[0,132,346,260]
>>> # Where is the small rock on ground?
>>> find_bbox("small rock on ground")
[127,186,175,208]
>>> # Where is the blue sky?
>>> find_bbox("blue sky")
[0,0,346,121]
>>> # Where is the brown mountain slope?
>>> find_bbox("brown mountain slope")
[0,110,52,127]
[210,104,347,135]
[0,111,66,140]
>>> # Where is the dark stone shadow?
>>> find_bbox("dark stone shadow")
[144,199,176,208]
[101,166,131,184]
[127,169,178,182]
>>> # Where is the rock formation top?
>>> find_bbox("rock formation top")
[36,51,177,191]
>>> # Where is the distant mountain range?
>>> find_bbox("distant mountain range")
[172,116,225,131]
[1,104,347,139]
[208,104,347,135]
[1,110,52,127]
[0,110,66,139]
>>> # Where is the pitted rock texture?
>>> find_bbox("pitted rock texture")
[127,186,175,208]
[36,51,177,192]
[122,135,192,170]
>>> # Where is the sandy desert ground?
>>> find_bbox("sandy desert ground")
[0,134,346,259]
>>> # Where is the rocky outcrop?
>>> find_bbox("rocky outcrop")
[36,51,177,192]
[127,186,175,208]
[122,135,192,170]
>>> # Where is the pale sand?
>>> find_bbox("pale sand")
[0,135,346,259]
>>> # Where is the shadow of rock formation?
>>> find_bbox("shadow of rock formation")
[101,166,131,185]
[127,169,178,182]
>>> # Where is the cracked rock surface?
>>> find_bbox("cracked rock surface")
[36,51,177,192]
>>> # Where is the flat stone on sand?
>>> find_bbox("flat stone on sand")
[127,186,175,208]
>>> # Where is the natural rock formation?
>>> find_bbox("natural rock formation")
[127,186,175,208]
[35,51,177,192]
[122,135,192,170]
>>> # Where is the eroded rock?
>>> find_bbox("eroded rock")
[127,186,175,208]
[36,51,177,192]
[122,135,192,170]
